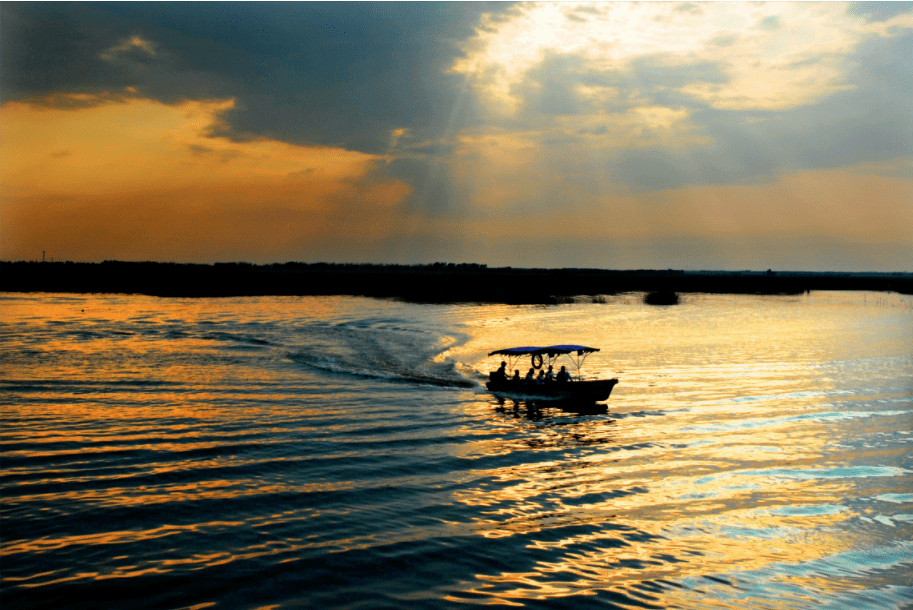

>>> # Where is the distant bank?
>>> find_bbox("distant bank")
[2,261,911,303]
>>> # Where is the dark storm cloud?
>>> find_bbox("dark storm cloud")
[1,2,512,154]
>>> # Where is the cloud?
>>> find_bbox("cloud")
[1,3,507,154]
[99,35,157,61]
[674,3,705,17]
[0,96,411,262]
[753,15,783,31]
[446,2,913,197]
[2,2,911,269]
[454,2,913,112]
[0,2,515,221]
[848,1,913,23]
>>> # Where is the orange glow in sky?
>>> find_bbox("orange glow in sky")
[1,2,911,269]
[1,96,410,262]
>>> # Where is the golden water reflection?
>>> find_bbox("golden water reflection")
[451,332,909,608]
[2,292,911,608]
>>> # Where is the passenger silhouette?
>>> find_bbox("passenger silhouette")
[493,361,507,382]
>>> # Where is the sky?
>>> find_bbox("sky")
[2,2,912,270]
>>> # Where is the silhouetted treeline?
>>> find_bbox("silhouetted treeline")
[1,261,910,303]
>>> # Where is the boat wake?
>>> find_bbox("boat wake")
[287,318,478,389]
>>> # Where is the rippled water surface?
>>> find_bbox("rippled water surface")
[2,291,912,609]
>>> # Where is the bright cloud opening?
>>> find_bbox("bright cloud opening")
[454,2,913,112]
[100,36,158,61]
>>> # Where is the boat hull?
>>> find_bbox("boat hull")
[486,379,618,402]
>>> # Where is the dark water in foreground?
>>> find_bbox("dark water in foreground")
[2,292,912,609]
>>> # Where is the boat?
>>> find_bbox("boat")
[486,345,619,402]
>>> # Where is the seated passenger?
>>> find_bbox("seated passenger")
[512,370,522,384]
[544,365,555,383]
[492,361,507,382]
[536,370,546,385]
[556,366,572,383]
[524,367,536,384]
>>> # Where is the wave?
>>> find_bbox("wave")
[287,319,478,389]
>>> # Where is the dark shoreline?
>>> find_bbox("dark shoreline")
[2,261,911,304]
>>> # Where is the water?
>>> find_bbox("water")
[2,291,911,609]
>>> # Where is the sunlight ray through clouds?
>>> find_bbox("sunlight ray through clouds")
[1,2,910,268]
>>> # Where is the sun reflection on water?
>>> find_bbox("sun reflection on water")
[2,292,911,608]
[444,292,911,606]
